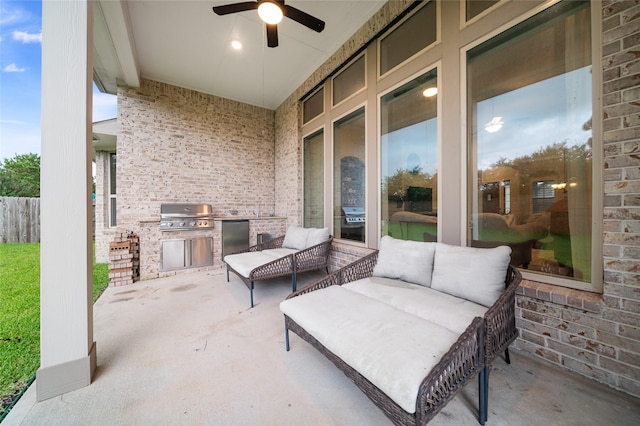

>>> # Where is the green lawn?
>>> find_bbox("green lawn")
[0,243,109,410]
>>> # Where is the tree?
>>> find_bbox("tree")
[383,166,436,201]
[0,153,41,197]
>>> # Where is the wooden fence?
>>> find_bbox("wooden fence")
[0,197,40,243]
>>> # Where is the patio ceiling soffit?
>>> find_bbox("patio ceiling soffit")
[93,0,140,95]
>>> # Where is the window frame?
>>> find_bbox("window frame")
[330,103,369,246]
[299,0,602,292]
[303,87,325,124]
[302,126,326,229]
[331,53,368,109]
[377,64,442,243]
[377,0,440,80]
[108,152,117,228]
[460,0,603,292]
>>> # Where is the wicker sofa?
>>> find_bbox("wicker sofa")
[280,236,521,425]
[224,226,333,308]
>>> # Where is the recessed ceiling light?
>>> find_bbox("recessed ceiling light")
[231,40,242,50]
[423,87,438,97]
[485,116,504,133]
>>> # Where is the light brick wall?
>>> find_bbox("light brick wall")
[117,79,279,279]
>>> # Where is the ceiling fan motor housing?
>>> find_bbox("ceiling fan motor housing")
[213,0,325,48]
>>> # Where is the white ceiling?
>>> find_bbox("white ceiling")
[95,1,387,110]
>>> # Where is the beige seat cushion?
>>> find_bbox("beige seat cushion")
[343,277,487,334]
[224,252,283,278]
[280,285,461,414]
[261,248,298,259]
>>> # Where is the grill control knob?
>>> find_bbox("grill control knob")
[179,222,185,227]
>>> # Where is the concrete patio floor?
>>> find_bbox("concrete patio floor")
[4,269,640,426]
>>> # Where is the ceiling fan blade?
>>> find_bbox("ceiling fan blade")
[212,2,258,16]
[283,5,325,33]
[266,24,278,48]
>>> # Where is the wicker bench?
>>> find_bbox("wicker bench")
[224,226,333,308]
[280,237,521,425]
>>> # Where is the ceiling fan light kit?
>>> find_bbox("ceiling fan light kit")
[213,0,325,48]
[257,1,283,24]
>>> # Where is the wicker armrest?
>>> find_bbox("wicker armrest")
[294,237,333,273]
[484,265,521,364]
[339,250,378,284]
[286,250,378,299]
[248,235,285,252]
[416,316,484,424]
[286,270,340,298]
[248,253,294,281]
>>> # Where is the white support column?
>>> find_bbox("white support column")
[37,0,96,401]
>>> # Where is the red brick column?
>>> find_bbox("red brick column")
[108,232,140,286]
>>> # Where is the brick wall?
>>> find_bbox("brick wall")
[117,79,279,278]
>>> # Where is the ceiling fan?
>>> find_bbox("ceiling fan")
[212,0,325,48]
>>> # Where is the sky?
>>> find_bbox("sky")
[0,0,118,162]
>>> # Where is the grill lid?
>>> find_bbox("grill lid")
[160,203,213,218]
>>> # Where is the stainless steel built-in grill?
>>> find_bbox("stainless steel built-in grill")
[160,203,215,232]
[341,206,366,227]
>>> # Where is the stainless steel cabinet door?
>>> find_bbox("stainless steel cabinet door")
[191,237,213,267]
[161,239,186,271]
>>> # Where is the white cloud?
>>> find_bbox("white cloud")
[0,119,27,125]
[13,30,42,43]
[0,7,30,26]
[3,63,25,72]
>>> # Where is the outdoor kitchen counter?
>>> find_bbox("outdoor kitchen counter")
[213,216,287,221]
[133,217,287,224]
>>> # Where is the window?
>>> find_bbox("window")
[299,1,600,291]
[466,0,499,21]
[379,1,437,76]
[380,69,438,242]
[303,130,324,228]
[109,153,117,227]
[333,107,366,243]
[532,181,555,214]
[303,88,324,124]
[467,1,593,285]
[332,55,365,106]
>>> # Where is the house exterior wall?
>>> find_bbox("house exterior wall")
[273,0,412,267]
[94,150,115,263]
[273,0,640,398]
[117,79,278,279]
[110,0,639,398]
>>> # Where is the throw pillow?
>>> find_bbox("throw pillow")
[306,227,330,248]
[282,225,311,250]
[430,243,511,307]
[372,236,436,287]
